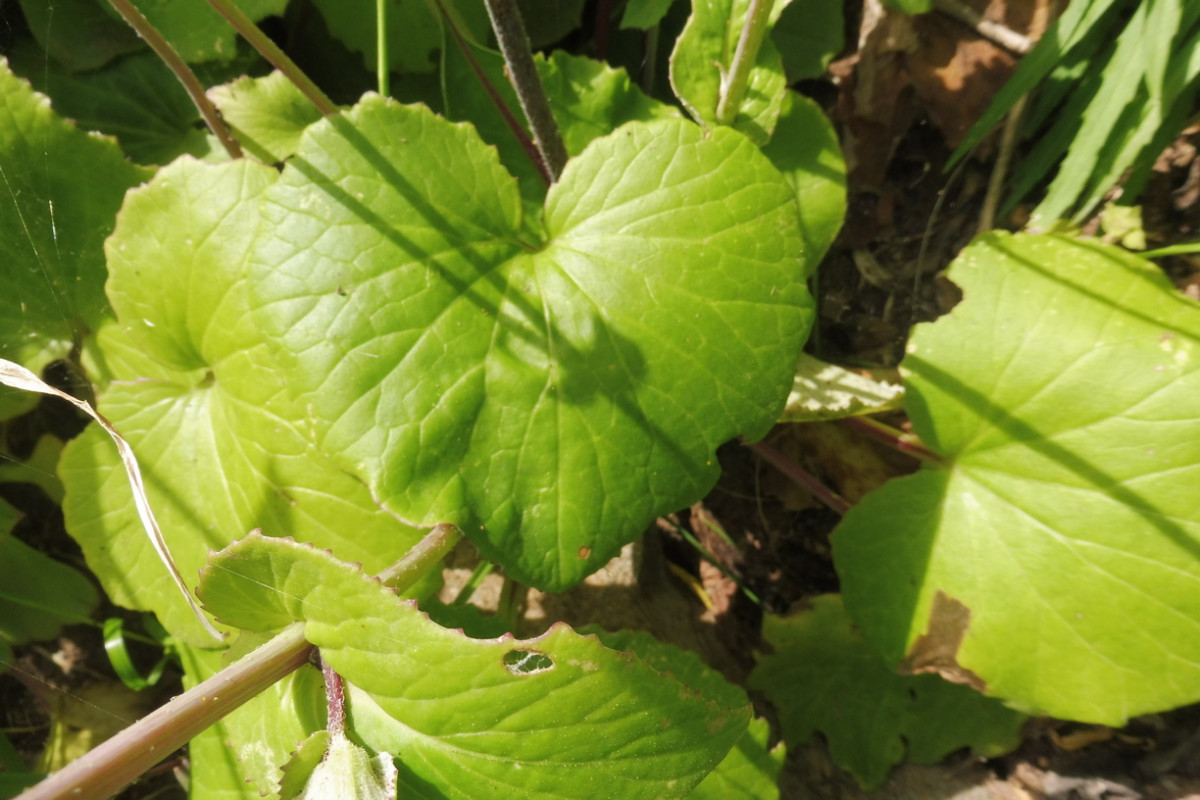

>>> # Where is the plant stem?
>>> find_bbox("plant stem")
[322,656,346,736]
[837,416,947,467]
[379,522,462,591]
[105,0,242,160]
[483,0,568,182]
[16,625,313,800]
[377,0,390,97]
[15,525,461,800]
[747,440,851,515]
[715,0,772,126]
[433,0,549,185]
[204,0,338,116]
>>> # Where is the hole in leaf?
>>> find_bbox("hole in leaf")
[502,649,554,675]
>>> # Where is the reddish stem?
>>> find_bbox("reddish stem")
[746,440,851,516]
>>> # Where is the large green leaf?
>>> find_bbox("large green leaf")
[61,158,430,644]
[749,595,1023,788]
[834,233,1200,724]
[208,71,326,164]
[198,533,750,799]
[0,57,151,373]
[669,0,791,143]
[249,97,813,590]
[17,0,142,72]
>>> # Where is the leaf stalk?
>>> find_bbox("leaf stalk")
[204,0,338,116]
[483,0,569,182]
[715,0,772,127]
[105,0,242,159]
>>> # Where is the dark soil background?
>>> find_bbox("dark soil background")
[4,0,1200,798]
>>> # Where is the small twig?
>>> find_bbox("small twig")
[105,0,242,159]
[379,522,462,590]
[204,0,338,116]
[933,0,1032,55]
[838,416,947,467]
[978,93,1028,232]
[715,0,772,126]
[484,0,568,182]
[746,440,851,516]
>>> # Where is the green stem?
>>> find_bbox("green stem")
[15,525,462,800]
[105,0,242,159]
[377,0,390,96]
[16,625,313,800]
[204,0,338,116]
[483,0,568,182]
[715,0,772,126]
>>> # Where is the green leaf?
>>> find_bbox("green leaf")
[690,717,784,799]
[749,595,1024,788]
[0,434,66,504]
[780,354,903,422]
[310,0,490,75]
[669,0,791,143]
[16,0,142,72]
[7,44,213,165]
[0,58,152,369]
[772,0,842,82]
[249,98,813,590]
[0,498,98,646]
[209,71,327,164]
[881,0,932,12]
[61,158,431,644]
[129,0,288,63]
[762,90,845,265]
[198,533,750,799]
[622,0,678,29]
[517,0,586,47]
[834,233,1200,724]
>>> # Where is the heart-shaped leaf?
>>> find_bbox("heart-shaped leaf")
[198,532,750,799]
[834,232,1200,724]
[61,158,431,644]
[249,97,813,590]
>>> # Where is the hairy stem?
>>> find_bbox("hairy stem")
[204,0,338,116]
[105,0,242,159]
[484,0,568,182]
[715,0,772,126]
[747,439,851,515]
[16,625,313,800]
[432,0,549,185]
[17,525,462,800]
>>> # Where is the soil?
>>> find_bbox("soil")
[5,0,1200,798]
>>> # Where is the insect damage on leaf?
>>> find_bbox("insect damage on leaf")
[502,649,555,675]
[899,590,986,692]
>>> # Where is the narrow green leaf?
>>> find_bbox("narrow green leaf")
[834,233,1200,724]
[199,533,752,799]
[750,595,1023,788]
[249,97,813,590]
